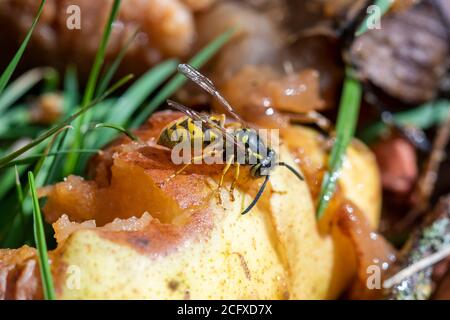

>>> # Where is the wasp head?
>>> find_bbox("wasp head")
[250,149,276,178]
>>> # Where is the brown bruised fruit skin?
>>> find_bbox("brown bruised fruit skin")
[335,201,396,299]
[213,66,326,128]
[0,0,214,80]
[0,246,42,300]
[372,135,418,196]
[0,111,381,299]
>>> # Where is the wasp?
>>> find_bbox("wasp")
[157,64,304,215]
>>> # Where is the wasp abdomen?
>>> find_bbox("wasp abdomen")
[157,116,219,149]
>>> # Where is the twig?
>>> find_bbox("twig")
[385,195,450,300]
[383,244,450,289]
[399,113,450,229]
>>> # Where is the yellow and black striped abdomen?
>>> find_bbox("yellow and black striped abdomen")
[157,116,219,149]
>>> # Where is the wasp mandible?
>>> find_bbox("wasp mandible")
[157,64,304,215]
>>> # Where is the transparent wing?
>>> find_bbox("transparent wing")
[167,100,245,152]
[177,64,248,127]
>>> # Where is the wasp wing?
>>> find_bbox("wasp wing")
[177,64,249,127]
[167,100,245,153]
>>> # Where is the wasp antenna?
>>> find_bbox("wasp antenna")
[241,175,270,215]
[277,162,304,181]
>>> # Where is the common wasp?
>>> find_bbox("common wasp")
[157,64,304,215]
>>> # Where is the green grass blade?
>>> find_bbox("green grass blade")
[107,60,178,125]
[0,106,30,136]
[43,130,69,185]
[91,98,117,121]
[28,171,55,300]
[96,29,139,97]
[89,59,177,149]
[95,123,138,141]
[65,99,115,175]
[42,68,59,93]
[14,166,25,241]
[63,65,79,113]
[0,75,133,167]
[5,150,57,248]
[54,66,80,179]
[30,126,73,179]
[130,28,235,128]
[0,193,28,247]
[14,166,25,205]
[356,0,392,36]
[1,149,100,168]
[67,0,122,173]
[82,0,122,107]
[359,100,450,144]
[0,144,45,200]
[0,126,42,140]
[0,0,46,95]
[3,123,84,248]
[316,71,362,219]
[11,127,73,231]
[0,68,55,114]
[73,61,176,174]
[316,0,393,219]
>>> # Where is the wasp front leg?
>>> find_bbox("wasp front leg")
[164,138,224,183]
[216,155,235,205]
[163,144,218,184]
[229,163,240,202]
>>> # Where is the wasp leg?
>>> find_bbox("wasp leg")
[229,163,240,202]
[164,154,206,184]
[290,111,331,134]
[164,140,223,184]
[216,155,234,205]
[212,113,226,127]
[165,163,190,183]
[224,121,243,129]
